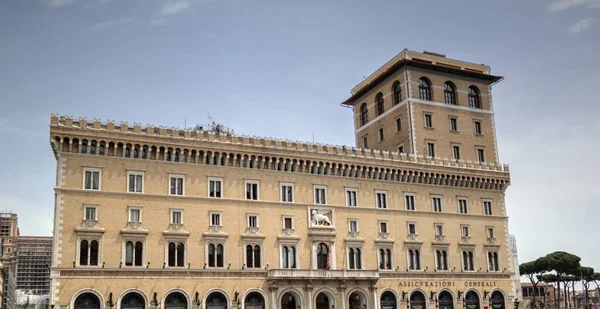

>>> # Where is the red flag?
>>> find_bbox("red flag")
[326,247,331,270]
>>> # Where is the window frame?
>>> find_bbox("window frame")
[348,218,359,233]
[313,184,328,205]
[360,103,369,126]
[362,136,368,149]
[345,187,358,207]
[444,82,457,105]
[205,241,226,268]
[165,239,187,268]
[424,114,433,128]
[449,117,458,132]
[434,223,444,237]
[375,190,388,209]
[418,77,432,101]
[247,213,259,228]
[407,222,417,236]
[431,195,443,212]
[280,182,294,203]
[347,246,364,270]
[452,144,461,160]
[461,225,470,237]
[83,204,98,221]
[82,167,102,190]
[122,238,146,267]
[210,211,222,227]
[474,120,483,135]
[483,199,493,216]
[435,248,449,271]
[168,173,185,196]
[407,247,422,270]
[395,117,402,132]
[244,243,263,269]
[280,243,298,269]
[377,246,394,270]
[486,226,495,239]
[427,141,436,157]
[128,206,143,223]
[379,127,384,141]
[244,179,260,201]
[170,209,184,225]
[477,147,486,163]
[376,92,385,116]
[398,144,405,154]
[404,193,416,210]
[208,176,224,198]
[378,220,389,234]
[487,250,500,272]
[458,198,469,214]
[76,236,102,267]
[282,215,294,230]
[126,170,145,193]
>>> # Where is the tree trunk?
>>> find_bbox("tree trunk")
[557,277,562,309]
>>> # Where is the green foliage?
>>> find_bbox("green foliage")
[543,251,581,275]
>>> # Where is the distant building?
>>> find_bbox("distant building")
[15,237,52,294]
[2,266,15,309]
[0,213,19,273]
[521,283,556,309]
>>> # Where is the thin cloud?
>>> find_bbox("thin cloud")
[569,17,597,33]
[547,0,600,11]
[48,0,75,7]
[92,16,136,32]
[161,1,191,16]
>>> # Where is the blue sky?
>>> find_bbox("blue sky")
[1,0,599,272]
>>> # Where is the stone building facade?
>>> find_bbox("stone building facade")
[48,49,515,309]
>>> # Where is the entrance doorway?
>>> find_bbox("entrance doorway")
[348,292,366,309]
[165,292,187,309]
[316,292,332,309]
[380,291,396,309]
[121,293,145,309]
[281,292,299,309]
[465,292,480,309]
[244,292,265,309]
[490,292,505,309]
[410,291,426,309]
[438,292,454,309]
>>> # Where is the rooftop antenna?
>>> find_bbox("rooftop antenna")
[312,132,315,143]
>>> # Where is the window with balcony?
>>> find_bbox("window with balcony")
[348,248,362,269]
[281,245,297,269]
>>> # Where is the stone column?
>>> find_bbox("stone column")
[305,285,313,309]
[338,286,347,309]
[370,285,379,309]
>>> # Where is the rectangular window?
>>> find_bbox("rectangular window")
[459,198,469,214]
[314,185,327,204]
[398,145,404,154]
[487,227,495,239]
[129,208,141,223]
[462,226,470,237]
[283,217,293,229]
[171,210,182,224]
[84,205,97,221]
[345,188,358,206]
[379,221,388,233]
[208,177,223,198]
[432,196,442,212]
[210,212,221,226]
[245,180,259,200]
[281,183,294,202]
[425,114,433,128]
[477,148,485,163]
[453,145,461,160]
[396,118,402,131]
[405,193,416,210]
[376,190,388,209]
[349,219,358,232]
[127,171,144,193]
[248,214,258,228]
[83,167,101,190]
[483,200,493,215]
[379,128,384,141]
[169,174,184,196]
[363,136,368,149]
[435,224,444,236]
[427,142,435,157]
[450,118,458,131]
[408,223,416,235]
[474,121,482,135]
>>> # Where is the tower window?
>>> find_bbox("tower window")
[376,92,385,116]
[379,128,384,141]
[360,103,369,126]
[393,81,402,105]
[418,78,432,101]
[468,86,481,109]
[444,82,457,105]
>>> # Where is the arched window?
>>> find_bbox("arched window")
[165,292,187,309]
[463,251,474,271]
[206,292,227,309]
[133,147,139,158]
[436,250,448,270]
[348,248,355,269]
[166,150,172,161]
[89,240,99,265]
[465,292,480,309]
[381,291,397,309]
[74,293,101,309]
[410,291,426,309]
[121,292,145,309]
[124,146,131,158]
[253,245,261,268]
[418,78,432,101]
[216,244,224,267]
[98,143,105,156]
[246,245,261,268]
[174,151,179,162]
[355,248,361,269]
[168,242,184,267]
[393,81,402,105]
[438,291,454,309]
[208,244,215,267]
[360,103,369,126]
[488,252,499,271]
[244,292,265,309]
[141,146,148,159]
[408,249,420,270]
[468,86,481,108]
[282,246,289,268]
[316,243,329,269]
[81,141,88,154]
[90,142,96,155]
[79,240,89,266]
[444,82,457,105]
[290,246,296,268]
[376,92,384,116]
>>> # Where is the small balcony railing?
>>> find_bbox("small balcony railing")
[268,269,379,280]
